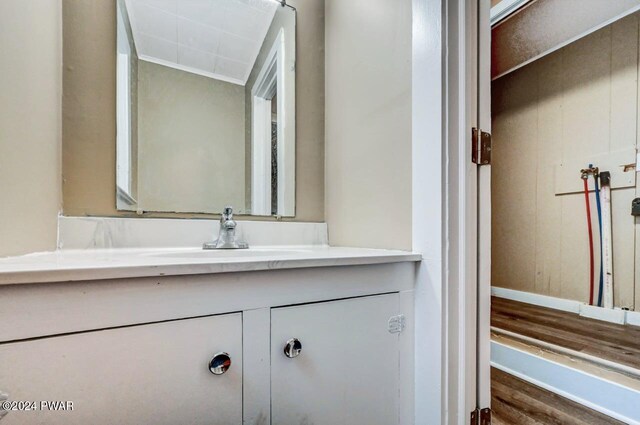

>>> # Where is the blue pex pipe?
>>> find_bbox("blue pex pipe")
[594,173,604,307]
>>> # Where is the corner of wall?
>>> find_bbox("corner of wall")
[0,0,63,257]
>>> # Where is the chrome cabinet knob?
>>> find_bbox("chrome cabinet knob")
[209,352,231,375]
[284,338,302,358]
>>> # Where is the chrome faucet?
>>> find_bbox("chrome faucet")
[203,206,248,249]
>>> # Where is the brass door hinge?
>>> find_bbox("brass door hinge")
[470,407,492,425]
[480,407,492,425]
[472,128,492,165]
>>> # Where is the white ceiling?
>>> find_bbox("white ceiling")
[124,0,279,85]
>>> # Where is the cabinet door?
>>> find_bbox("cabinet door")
[0,314,242,425]
[271,293,400,425]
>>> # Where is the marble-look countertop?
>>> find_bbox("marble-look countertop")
[0,246,422,285]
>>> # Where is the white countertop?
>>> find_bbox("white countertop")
[0,246,422,285]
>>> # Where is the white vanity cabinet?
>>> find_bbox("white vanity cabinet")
[0,314,243,425]
[0,256,417,425]
[271,293,401,425]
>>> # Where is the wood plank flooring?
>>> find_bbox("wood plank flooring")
[491,296,640,370]
[492,368,624,425]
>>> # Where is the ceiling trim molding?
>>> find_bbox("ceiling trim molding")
[138,55,245,86]
[490,0,531,26]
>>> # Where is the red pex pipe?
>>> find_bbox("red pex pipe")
[583,177,595,305]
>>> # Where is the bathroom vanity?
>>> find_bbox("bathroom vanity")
[0,0,421,423]
[0,237,419,425]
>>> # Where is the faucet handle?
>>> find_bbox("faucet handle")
[222,206,234,219]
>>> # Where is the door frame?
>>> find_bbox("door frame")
[251,29,283,216]
[251,29,292,216]
[443,0,486,421]
[411,0,490,424]
[477,0,492,413]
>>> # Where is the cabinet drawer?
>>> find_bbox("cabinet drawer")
[271,293,401,425]
[0,314,242,425]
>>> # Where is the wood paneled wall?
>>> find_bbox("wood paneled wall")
[491,14,640,310]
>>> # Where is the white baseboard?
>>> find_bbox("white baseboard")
[491,286,580,313]
[492,340,640,424]
[492,286,637,326]
[627,310,640,327]
[579,304,626,325]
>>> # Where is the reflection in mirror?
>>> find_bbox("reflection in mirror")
[116,0,296,216]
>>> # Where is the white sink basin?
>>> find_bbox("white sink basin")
[147,248,313,260]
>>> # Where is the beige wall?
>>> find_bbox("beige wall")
[291,0,326,222]
[62,0,325,222]
[324,0,412,250]
[0,0,62,257]
[492,15,640,309]
[137,61,246,214]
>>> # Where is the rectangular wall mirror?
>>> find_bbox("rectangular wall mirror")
[116,0,296,216]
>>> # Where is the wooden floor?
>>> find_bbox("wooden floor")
[492,368,624,424]
[492,296,640,370]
